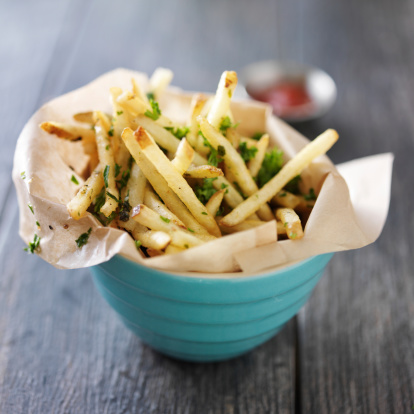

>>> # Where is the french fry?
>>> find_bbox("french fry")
[133,127,221,237]
[131,78,149,104]
[94,111,119,217]
[146,248,164,257]
[296,195,316,212]
[121,128,213,237]
[149,67,174,97]
[207,71,238,129]
[67,169,104,220]
[276,220,287,236]
[110,87,133,169]
[116,90,148,118]
[272,190,301,209]
[247,134,269,177]
[144,187,185,227]
[40,122,95,142]
[275,208,304,240]
[164,245,186,255]
[73,111,95,124]
[118,218,171,250]
[124,162,146,206]
[184,165,223,179]
[226,128,241,149]
[171,139,194,174]
[131,204,204,249]
[205,189,224,217]
[220,129,338,226]
[137,230,171,250]
[187,94,208,151]
[131,115,253,213]
[198,116,274,221]
[219,219,265,234]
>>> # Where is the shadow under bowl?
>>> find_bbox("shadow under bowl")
[90,252,334,362]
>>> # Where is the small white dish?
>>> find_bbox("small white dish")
[240,60,337,122]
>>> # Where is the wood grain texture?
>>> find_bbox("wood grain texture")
[297,0,414,413]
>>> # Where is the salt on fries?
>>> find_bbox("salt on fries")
[40,68,338,256]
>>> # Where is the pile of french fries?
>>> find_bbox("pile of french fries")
[40,68,338,256]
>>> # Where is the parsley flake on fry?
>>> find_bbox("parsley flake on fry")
[144,98,162,120]
[103,165,110,188]
[239,142,258,163]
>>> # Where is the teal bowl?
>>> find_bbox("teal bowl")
[90,252,334,362]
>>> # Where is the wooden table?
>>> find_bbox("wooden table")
[1,0,413,412]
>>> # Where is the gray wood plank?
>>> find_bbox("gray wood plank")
[297,0,414,412]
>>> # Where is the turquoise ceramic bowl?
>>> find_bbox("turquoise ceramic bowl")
[90,252,334,362]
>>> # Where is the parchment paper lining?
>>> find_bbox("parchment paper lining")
[12,69,393,274]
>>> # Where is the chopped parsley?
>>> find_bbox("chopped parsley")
[289,232,297,239]
[257,147,284,188]
[103,165,110,188]
[184,244,189,249]
[304,188,317,201]
[164,126,190,140]
[105,211,117,225]
[135,240,142,249]
[146,92,155,101]
[105,145,110,150]
[144,98,162,120]
[239,141,258,163]
[187,228,195,233]
[220,182,229,194]
[219,116,238,134]
[108,125,114,137]
[119,199,131,222]
[195,177,218,204]
[114,163,121,177]
[24,234,41,254]
[160,216,170,223]
[106,191,120,203]
[251,132,265,141]
[71,175,79,185]
[116,169,130,192]
[21,171,26,180]
[208,145,225,167]
[76,228,92,248]
[279,192,287,197]
[94,188,106,213]
[117,111,123,116]
[201,211,208,215]
[28,203,34,214]
[284,175,301,194]
[36,221,40,227]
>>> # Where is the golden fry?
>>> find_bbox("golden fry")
[220,129,338,226]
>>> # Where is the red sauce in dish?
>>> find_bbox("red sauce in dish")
[247,81,314,119]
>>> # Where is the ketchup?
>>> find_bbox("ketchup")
[247,81,314,119]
